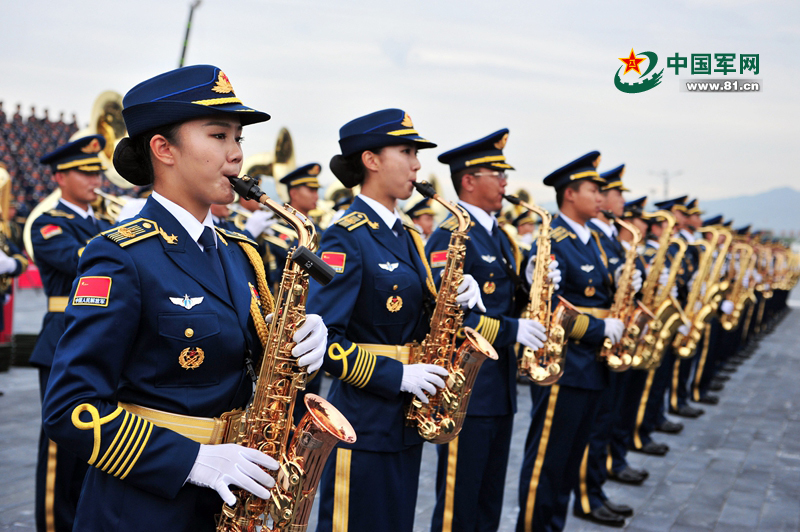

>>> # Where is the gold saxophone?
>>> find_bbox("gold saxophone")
[599,218,654,371]
[406,181,498,444]
[631,210,688,370]
[720,242,755,331]
[217,175,356,532]
[504,194,580,386]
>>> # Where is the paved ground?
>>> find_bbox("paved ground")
[2,288,799,531]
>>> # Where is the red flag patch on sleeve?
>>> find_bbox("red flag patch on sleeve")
[40,224,63,240]
[321,252,346,274]
[72,276,112,307]
[430,250,448,269]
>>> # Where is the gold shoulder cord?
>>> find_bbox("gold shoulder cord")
[238,242,275,349]
[407,228,438,297]
[499,225,523,274]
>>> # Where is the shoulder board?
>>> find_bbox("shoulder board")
[335,211,379,231]
[46,209,75,219]
[215,227,257,246]
[644,248,656,257]
[101,218,164,248]
[550,226,575,243]
[438,216,459,232]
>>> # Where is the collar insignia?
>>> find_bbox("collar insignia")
[170,294,204,310]
[379,262,399,272]
[580,264,595,272]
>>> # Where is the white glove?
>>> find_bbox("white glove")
[720,300,734,315]
[187,443,278,506]
[613,266,643,293]
[688,271,698,293]
[244,210,273,237]
[516,319,547,350]
[603,318,625,344]
[0,249,16,275]
[456,274,486,312]
[264,313,327,373]
[547,259,561,291]
[658,267,670,287]
[754,271,763,284]
[677,324,690,336]
[670,284,678,298]
[400,364,448,403]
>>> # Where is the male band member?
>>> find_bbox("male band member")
[427,129,555,532]
[405,197,435,243]
[516,151,627,531]
[571,164,643,526]
[510,210,537,266]
[31,135,114,532]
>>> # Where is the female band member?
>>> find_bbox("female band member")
[41,65,326,531]
[307,109,484,532]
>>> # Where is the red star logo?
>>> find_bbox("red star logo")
[619,49,646,75]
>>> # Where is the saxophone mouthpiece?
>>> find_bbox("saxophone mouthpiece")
[503,194,520,205]
[228,175,265,203]
[412,181,437,199]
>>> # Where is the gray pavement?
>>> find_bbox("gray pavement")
[2,293,799,530]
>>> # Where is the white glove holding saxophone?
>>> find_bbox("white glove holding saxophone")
[614,265,643,293]
[720,300,735,315]
[265,313,327,373]
[525,257,561,291]
[187,443,278,506]
[400,364,449,403]
[677,323,691,336]
[0,249,16,275]
[516,319,547,350]
[456,274,486,312]
[603,318,625,344]
[244,210,274,238]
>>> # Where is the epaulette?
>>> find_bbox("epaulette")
[438,216,460,232]
[550,226,575,242]
[46,209,75,219]
[215,226,257,246]
[335,211,379,231]
[643,248,657,257]
[101,218,169,248]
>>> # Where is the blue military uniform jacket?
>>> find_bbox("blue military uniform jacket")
[42,197,266,531]
[30,201,112,368]
[529,215,613,390]
[425,214,521,417]
[306,196,433,452]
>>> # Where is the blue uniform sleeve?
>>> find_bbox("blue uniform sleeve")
[425,228,520,348]
[41,237,199,500]
[307,226,403,400]
[31,216,84,276]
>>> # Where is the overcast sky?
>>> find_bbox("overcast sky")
[3,0,799,206]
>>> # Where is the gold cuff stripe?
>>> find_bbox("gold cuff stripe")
[71,403,124,464]
[13,254,29,271]
[106,416,142,475]
[55,157,103,171]
[329,343,357,380]
[442,436,459,532]
[475,315,500,344]
[333,448,351,532]
[524,384,560,531]
[120,423,153,479]
[465,155,506,167]
[343,347,376,388]
[569,315,589,339]
[575,307,611,319]
[191,96,243,106]
[96,410,131,471]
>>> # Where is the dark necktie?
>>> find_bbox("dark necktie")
[392,218,405,238]
[198,226,226,287]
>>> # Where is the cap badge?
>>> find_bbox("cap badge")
[401,113,414,127]
[593,156,602,168]
[309,164,321,176]
[494,133,509,150]
[81,138,102,154]
[212,71,234,94]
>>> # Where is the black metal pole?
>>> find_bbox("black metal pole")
[178,1,202,68]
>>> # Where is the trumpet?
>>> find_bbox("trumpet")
[93,188,128,222]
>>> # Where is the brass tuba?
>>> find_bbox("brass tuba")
[0,164,15,291]
[216,175,355,532]
[406,181,498,444]
[90,91,132,189]
[505,194,580,385]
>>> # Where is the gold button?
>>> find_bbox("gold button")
[393,285,398,291]
[185,328,194,338]
[489,272,494,278]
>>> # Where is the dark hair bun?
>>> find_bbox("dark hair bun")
[329,154,364,188]
[113,137,152,186]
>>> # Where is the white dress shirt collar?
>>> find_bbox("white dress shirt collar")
[591,217,617,240]
[680,228,696,243]
[646,239,660,250]
[559,212,591,245]
[358,194,403,235]
[151,191,215,250]
[60,198,95,220]
[458,200,496,235]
